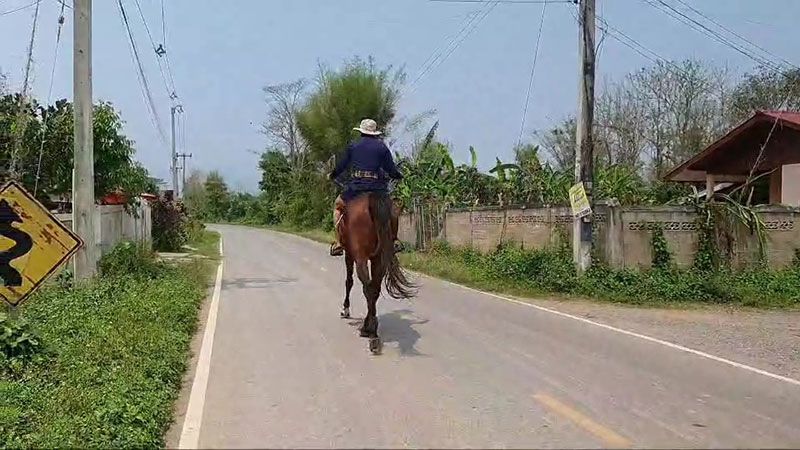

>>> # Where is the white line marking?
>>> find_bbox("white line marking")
[178,238,225,449]
[415,272,800,388]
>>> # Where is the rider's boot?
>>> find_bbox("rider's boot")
[330,200,345,257]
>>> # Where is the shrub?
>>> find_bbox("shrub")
[151,197,189,252]
[99,241,163,279]
[0,313,44,373]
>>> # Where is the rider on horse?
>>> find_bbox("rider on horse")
[328,118,403,257]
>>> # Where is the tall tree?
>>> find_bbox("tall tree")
[262,79,307,167]
[258,150,291,199]
[203,171,230,220]
[297,57,405,164]
[729,67,800,123]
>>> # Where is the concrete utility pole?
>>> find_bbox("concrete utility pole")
[573,0,596,273]
[170,104,183,196]
[177,152,192,197]
[73,0,97,279]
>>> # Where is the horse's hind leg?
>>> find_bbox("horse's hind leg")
[365,257,384,354]
[341,253,354,318]
[355,261,372,337]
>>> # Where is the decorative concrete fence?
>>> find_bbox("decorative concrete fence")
[399,202,800,269]
[56,202,152,260]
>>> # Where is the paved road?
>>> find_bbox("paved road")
[195,225,800,448]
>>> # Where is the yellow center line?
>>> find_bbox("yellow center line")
[533,393,632,449]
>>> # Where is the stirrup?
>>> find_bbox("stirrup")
[330,242,344,257]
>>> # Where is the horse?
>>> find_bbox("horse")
[338,191,416,354]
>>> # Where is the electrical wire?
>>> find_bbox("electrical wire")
[671,0,796,70]
[131,0,178,99]
[34,0,67,196]
[517,1,548,144]
[9,0,42,179]
[0,0,39,16]
[116,0,168,143]
[404,3,491,95]
[429,0,572,3]
[407,9,481,91]
[406,0,501,97]
[642,0,779,71]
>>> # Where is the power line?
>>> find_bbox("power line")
[429,0,573,3]
[0,0,39,16]
[517,1,548,144]
[408,9,480,89]
[9,0,42,179]
[131,0,178,99]
[404,3,490,95]
[641,0,779,71]
[407,0,501,96]
[34,0,67,196]
[671,0,796,70]
[116,0,169,143]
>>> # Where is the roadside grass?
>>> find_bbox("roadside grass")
[187,229,222,260]
[261,225,800,309]
[400,242,800,309]
[0,235,219,448]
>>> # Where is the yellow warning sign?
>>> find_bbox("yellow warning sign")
[569,182,592,219]
[0,181,83,307]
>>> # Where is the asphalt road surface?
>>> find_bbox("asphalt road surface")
[187,225,800,449]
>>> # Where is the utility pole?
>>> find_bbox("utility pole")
[177,152,192,197]
[170,104,183,196]
[73,0,97,279]
[573,0,596,273]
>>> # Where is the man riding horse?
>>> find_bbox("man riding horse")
[328,118,402,257]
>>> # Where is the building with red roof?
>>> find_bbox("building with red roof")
[664,110,800,205]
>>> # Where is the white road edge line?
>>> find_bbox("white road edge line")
[410,271,800,388]
[178,238,225,449]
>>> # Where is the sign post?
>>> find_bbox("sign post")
[0,181,83,309]
[569,182,592,219]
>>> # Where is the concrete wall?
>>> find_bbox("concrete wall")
[399,203,800,269]
[56,201,153,259]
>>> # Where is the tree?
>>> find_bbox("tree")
[183,170,207,217]
[625,60,729,176]
[262,79,307,167]
[729,67,800,123]
[203,171,230,221]
[296,57,405,164]
[258,150,291,198]
[536,118,576,173]
[0,96,156,205]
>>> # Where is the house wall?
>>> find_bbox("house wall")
[56,201,153,260]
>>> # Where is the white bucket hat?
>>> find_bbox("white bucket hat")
[353,118,382,136]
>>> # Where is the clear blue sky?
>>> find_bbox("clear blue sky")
[1,0,797,191]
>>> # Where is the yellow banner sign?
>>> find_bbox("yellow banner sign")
[0,181,83,307]
[569,182,592,219]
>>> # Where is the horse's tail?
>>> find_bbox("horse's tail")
[369,192,417,299]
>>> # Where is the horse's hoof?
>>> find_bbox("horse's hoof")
[340,308,350,319]
[369,338,382,354]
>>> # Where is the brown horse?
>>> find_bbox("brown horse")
[339,191,416,353]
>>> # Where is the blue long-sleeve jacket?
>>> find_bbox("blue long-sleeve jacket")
[330,136,403,200]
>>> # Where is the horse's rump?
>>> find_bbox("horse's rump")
[343,192,416,300]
